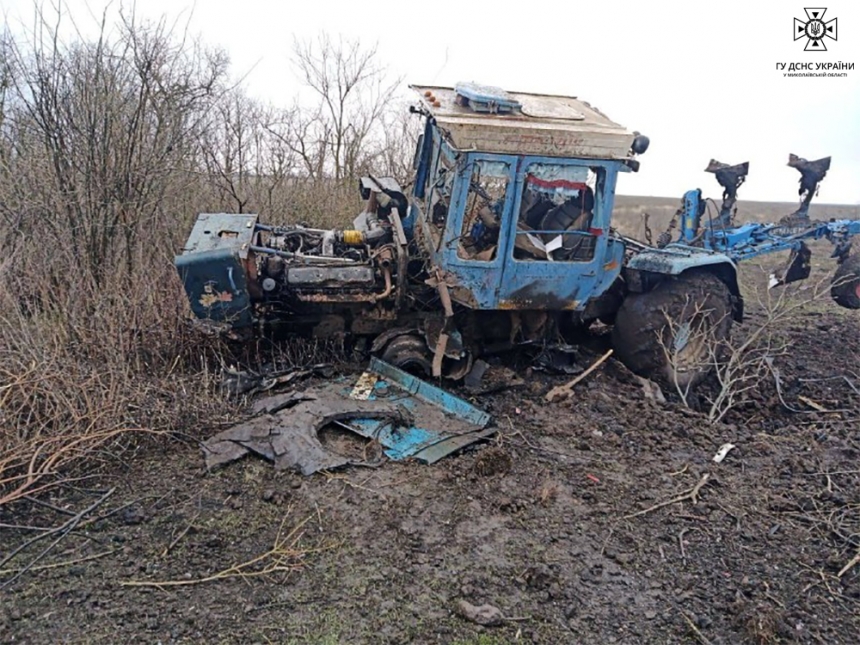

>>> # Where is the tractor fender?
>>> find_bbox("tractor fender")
[624,247,743,322]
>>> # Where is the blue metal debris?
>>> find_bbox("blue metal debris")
[338,358,494,464]
[174,213,257,327]
[368,357,491,426]
[202,359,495,475]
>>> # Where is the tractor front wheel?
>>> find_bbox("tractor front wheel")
[612,272,733,389]
[379,333,434,377]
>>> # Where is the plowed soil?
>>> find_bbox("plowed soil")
[3,251,860,645]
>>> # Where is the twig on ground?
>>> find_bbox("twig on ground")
[0,488,115,589]
[599,527,614,557]
[78,494,163,530]
[624,474,711,520]
[798,395,833,413]
[798,374,860,396]
[838,550,860,578]
[798,561,840,596]
[161,514,200,558]
[679,528,690,561]
[22,495,76,516]
[121,512,328,588]
[0,549,116,576]
[0,523,54,532]
[681,611,714,645]
[545,349,613,402]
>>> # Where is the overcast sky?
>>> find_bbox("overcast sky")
[4,0,859,204]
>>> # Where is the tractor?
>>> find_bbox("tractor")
[175,82,860,388]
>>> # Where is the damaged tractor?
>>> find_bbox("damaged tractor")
[176,82,860,388]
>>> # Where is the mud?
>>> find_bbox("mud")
[2,260,860,644]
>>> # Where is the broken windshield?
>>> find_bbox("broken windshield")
[457,159,511,261]
[515,163,599,262]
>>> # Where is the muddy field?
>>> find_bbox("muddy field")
[612,195,860,239]
[2,218,860,644]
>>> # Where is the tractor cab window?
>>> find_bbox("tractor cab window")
[514,164,598,262]
[426,153,455,248]
[457,160,510,261]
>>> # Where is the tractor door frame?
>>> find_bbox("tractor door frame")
[495,156,626,310]
[438,152,519,309]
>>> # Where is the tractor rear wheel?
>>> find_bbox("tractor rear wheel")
[612,272,733,389]
[831,254,860,310]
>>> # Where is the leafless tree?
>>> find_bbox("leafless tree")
[0,6,228,283]
[198,88,300,214]
[290,33,401,181]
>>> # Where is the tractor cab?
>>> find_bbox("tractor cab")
[407,83,649,311]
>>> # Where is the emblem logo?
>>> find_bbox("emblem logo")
[794,8,837,51]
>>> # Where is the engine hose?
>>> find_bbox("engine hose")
[373,266,393,302]
[322,230,337,256]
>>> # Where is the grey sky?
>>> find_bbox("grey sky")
[4,0,859,204]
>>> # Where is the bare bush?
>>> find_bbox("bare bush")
[0,7,237,507]
[660,269,839,423]
[0,5,415,507]
[1,7,228,284]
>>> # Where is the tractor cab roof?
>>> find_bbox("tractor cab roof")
[411,82,638,162]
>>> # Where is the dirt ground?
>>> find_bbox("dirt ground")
[3,249,860,644]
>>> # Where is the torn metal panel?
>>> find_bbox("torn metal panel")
[203,359,494,475]
[332,358,493,463]
[202,397,407,475]
[368,357,491,427]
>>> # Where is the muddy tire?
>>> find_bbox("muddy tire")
[612,272,733,389]
[831,254,860,310]
[379,334,433,376]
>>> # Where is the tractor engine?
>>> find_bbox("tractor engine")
[175,177,409,334]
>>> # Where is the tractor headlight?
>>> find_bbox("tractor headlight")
[631,133,650,155]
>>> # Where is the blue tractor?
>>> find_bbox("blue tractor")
[176,83,860,387]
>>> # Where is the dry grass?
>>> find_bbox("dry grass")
[0,10,379,509]
[0,254,233,506]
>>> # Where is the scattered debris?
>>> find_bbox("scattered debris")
[203,395,406,475]
[221,364,330,398]
[712,443,736,464]
[464,359,490,390]
[349,371,379,400]
[533,343,581,375]
[798,395,830,413]
[624,473,711,520]
[203,358,494,475]
[456,600,504,627]
[545,349,614,402]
